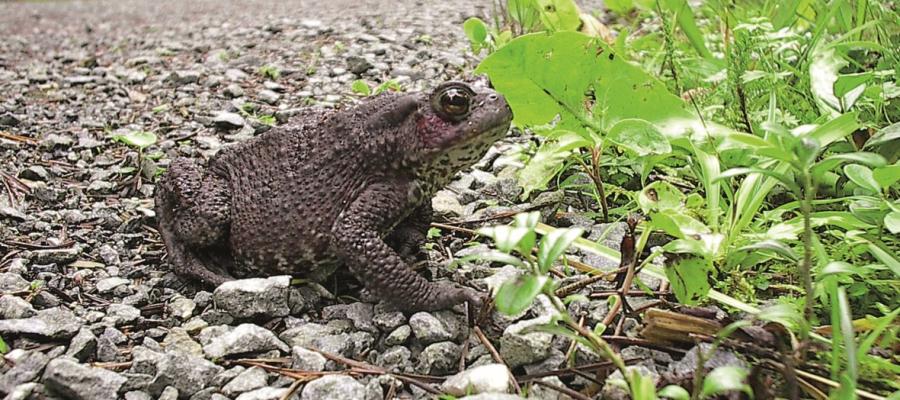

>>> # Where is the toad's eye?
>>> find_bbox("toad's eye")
[432,84,474,122]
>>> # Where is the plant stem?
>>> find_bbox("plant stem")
[799,172,815,341]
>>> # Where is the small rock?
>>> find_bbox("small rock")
[409,311,462,344]
[441,364,511,396]
[432,190,465,217]
[372,308,406,331]
[236,387,296,400]
[18,166,50,181]
[322,302,375,333]
[95,277,130,293]
[301,375,365,400]
[0,350,50,394]
[169,70,201,85]
[384,325,410,346]
[161,327,203,355]
[158,386,179,400]
[65,328,98,361]
[31,247,80,265]
[103,303,140,326]
[147,351,223,398]
[224,84,245,98]
[203,323,290,359]
[213,276,290,319]
[222,366,268,397]
[168,296,197,320]
[418,342,460,375]
[0,295,36,319]
[346,56,373,75]
[499,317,554,368]
[0,307,82,340]
[257,89,280,104]
[124,391,153,400]
[43,358,127,400]
[0,273,29,292]
[213,111,246,131]
[291,346,326,371]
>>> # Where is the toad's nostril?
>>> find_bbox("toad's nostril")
[487,94,498,101]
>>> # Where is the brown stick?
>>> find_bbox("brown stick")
[474,326,521,395]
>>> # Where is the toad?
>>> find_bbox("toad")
[155,80,512,311]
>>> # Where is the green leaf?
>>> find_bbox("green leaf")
[534,0,582,32]
[495,275,546,315]
[843,164,881,194]
[629,368,660,400]
[810,46,846,115]
[478,225,533,255]
[665,256,711,305]
[537,227,583,273]
[651,210,711,240]
[820,261,859,277]
[112,131,157,150]
[873,163,900,190]
[508,0,540,30]
[700,366,751,398]
[865,122,900,149]
[607,119,672,156]
[758,303,804,332]
[517,130,591,198]
[658,385,689,400]
[450,250,527,270]
[351,79,371,96]
[463,17,488,45]
[834,72,871,110]
[476,32,693,139]
[638,181,685,213]
[0,335,8,354]
[812,152,887,178]
[739,239,798,262]
[885,211,900,234]
[661,0,712,59]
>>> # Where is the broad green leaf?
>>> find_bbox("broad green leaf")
[758,303,804,332]
[534,0,582,32]
[605,0,634,14]
[820,261,859,277]
[836,288,858,381]
[514,212,541,230]
[537,227,584,273]
[843,164,881,194]
[450,250,527,270]
[508,0,540,30]
[0,336,8,354]
[885,211,900,234]
[812,152,887,177]
[478,225,532,255]
[495,275,546,315]
[700,366,751,398]
[665,256,711,305]
[350,79,371,96]
[112,131,157,150]
[517,130,591,198]
[607,119,672,156]
[651,209,711,240]
[873,163,900,189]
[661,0,712,59]
[739,240,798,262]
[638,181,685,213]
[463,17,488,45]
[865,122,900,149]
[658,385,689,400]
[717,167,800,194]
[809,44,845,115]
[834,72,873,106]
[630,368,660,400]
[477,32,694,139]
[808,112,859,147]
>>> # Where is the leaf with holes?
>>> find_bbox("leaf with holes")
[664,255,711,305]
[495,275,547,315]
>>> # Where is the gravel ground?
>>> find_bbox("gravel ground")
[0,1,740,399]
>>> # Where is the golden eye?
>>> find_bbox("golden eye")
[431,83,474,121]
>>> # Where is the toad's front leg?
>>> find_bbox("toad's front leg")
[332,181,482,312]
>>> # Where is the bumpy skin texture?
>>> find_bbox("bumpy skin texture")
[155,81,512,311]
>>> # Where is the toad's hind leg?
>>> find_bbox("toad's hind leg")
[155,157,234,286]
